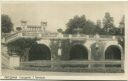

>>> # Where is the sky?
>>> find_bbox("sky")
[2,1,128,32]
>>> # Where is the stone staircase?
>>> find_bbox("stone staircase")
[4,32,42,43]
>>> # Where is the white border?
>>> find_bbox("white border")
[0,1,128,80]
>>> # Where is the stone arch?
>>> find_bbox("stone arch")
[69,44,88,60]
[104,41,123,60]
[28,43,51,61]
[36,39,51,49]
[105,45,122,60]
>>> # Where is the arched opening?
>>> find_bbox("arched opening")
[29,43,51,61]
[105,45,121,60]
[69,44,88,60]
[105,45,121,67]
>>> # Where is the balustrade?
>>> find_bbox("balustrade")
[20,60,123,70]
[6,33,19,40]
[3,31,123,44]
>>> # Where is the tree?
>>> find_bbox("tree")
[117,15,125,48]
[65,15,86,34]
[95,20,102,34]
[82,20,97,35]
[119,15,125,35]
[102,12,116,35]
[65,15,97,35]
[7,38,37,57]
[1,14,13,33]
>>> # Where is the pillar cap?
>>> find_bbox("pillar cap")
[11,53,19,57]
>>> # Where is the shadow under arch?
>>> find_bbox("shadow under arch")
[105,45,121,60]
[69,44,88,60]
[28,43,51,61]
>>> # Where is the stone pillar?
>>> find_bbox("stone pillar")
[84,40,94,68]
[58,48,62,56]
[91,41,105,68]
[88,48,91,68]
[120,44,124,71]
[52,40,62,70]
[9,55,20,68]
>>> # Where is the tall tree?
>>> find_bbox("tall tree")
[65,15,86,34]
[95,20,102,34]
[82,20,97,35]
[1,14,13,33]
[65,15,97,35]
[117,15,125,48]
[102,12,116,35]
[119,15,125,35]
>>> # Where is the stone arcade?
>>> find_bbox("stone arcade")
[1,21,124,72]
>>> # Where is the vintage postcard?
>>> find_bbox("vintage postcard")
[0,1,127,80]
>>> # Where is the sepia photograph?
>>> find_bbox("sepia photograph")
[1,1,126,77]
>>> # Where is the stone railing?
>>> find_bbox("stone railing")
[20,60,123,69]
[19,60,124,72]
[5,32,21,43]
[18,60,124,73]
[3,32,123,43]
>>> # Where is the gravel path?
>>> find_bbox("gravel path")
[1,69,86,76]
